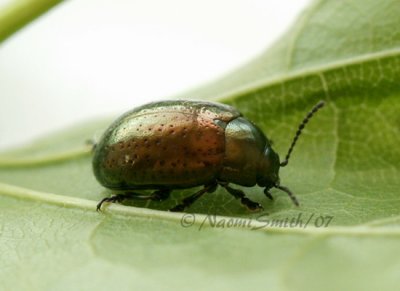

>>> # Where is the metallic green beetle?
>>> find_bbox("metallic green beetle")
[93,99,324,212]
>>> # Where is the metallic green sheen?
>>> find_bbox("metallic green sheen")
[220,117,270,186]
[92,99,281,192]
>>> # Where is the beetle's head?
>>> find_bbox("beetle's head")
[257,101,325,206]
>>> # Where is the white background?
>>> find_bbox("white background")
[0,0,309,149]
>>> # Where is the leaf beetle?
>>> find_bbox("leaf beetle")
[93,99,324,212]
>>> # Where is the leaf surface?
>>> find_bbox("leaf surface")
[1,0,400,290]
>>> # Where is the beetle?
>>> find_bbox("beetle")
[93,99,324,212]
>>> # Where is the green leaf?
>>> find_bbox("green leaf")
[1,0,400,290]
[0,0,64,44]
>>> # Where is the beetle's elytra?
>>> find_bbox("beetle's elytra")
[93,99,325,212]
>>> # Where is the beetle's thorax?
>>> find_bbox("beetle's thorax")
[256,147,280,188]
[218,117,272,187]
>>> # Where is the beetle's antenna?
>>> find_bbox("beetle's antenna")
[280,101,325,167]
[275,185,299,206]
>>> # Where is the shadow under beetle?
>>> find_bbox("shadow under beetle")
[93,100,325,212]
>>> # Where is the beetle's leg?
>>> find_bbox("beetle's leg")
[169,183,217,212]
[220,183,263,211]
[263,189,274,201]
[96,194,126,211]
[149,189,172,201]
[96,189,171,211]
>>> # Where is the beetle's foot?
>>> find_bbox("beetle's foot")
[241,198,264,212]
[220,183,264,212]
[96,194,125,212]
